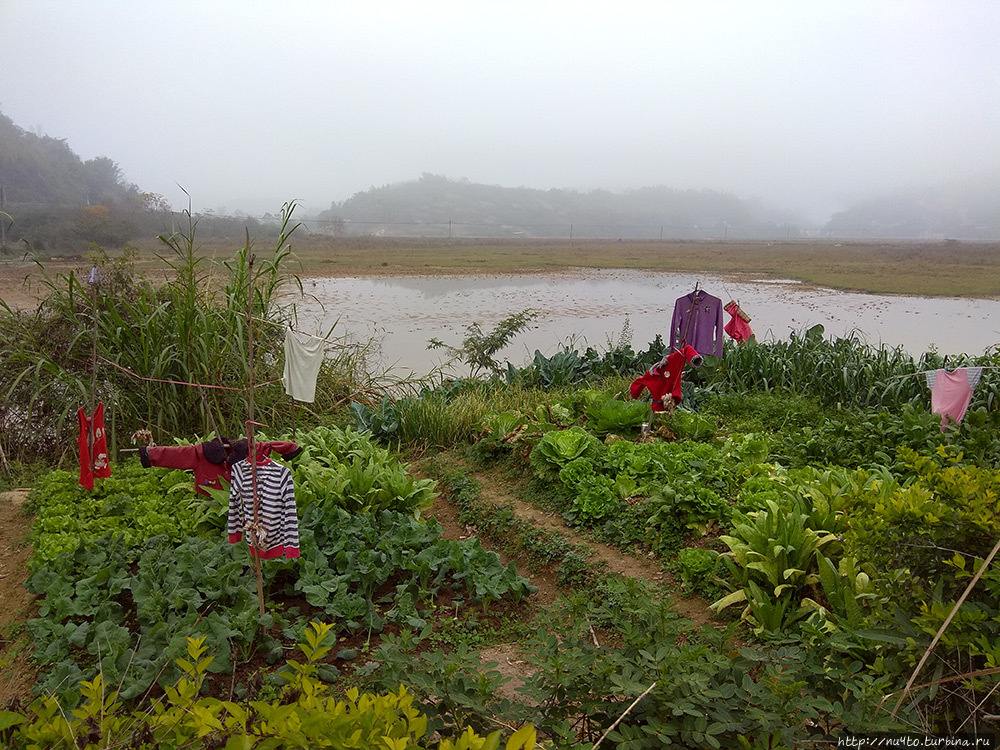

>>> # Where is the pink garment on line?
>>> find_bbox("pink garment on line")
[723,301,754,343]
[925,367,983,431]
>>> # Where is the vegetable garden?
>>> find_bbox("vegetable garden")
[1,214,1000,748]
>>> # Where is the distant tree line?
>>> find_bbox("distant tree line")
[824,181,1000,240]
[0,109,285,254]
[5,105,997,249]
[313,173,805,240]
[315,174,1000,242]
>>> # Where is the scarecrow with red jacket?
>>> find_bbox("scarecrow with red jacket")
[629,344,703,416]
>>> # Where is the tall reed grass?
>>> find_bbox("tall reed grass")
[367,379,595,450]
[712,328,1000,412]
[364,329,999,455]
[0,203,381,464]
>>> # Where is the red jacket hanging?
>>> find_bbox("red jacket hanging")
[139,438,302,495]
[630,345,703,411]
[78,403,112,489]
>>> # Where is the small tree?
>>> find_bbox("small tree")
[428,308,537,376]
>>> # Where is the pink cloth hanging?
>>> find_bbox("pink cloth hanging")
[925,367,983,431]
[723,301,754,343]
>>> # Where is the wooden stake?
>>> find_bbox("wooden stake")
[890,536,1000,718]
[245,249,266,619]
[591,682,657,750]
[0,438,11,477]
[87,266,100,474]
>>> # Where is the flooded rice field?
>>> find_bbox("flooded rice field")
[287,270,1000,376]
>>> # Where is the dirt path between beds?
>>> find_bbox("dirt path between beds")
[0,489,37,707]
[421,457,720,704]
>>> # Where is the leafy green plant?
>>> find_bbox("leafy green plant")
[713,499,837,633]
[519,578,898,748]
[558,458,619,521]
[584,394,649,436]
[292,425,439,514]
[364,641,516,737]
[27,463,200,569]
[12,624,540,749]
[800,553,881,629]
[528,426,602,482]
[676,547,721,594]
[646,483,728,535]
[667,409,718,440]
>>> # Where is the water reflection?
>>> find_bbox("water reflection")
[288,270,1000,376]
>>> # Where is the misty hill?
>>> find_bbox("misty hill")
[315,173,804,240]
[0,109,279,251]
[0,110,143,208]
[824,176,1000,240]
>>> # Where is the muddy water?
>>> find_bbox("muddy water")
[287,270,1000,376]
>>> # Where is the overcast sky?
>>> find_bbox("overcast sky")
[3,1,998,221]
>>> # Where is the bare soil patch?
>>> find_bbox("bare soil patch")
[478,643,533,705]
[0,261,49,310]
[0,489,37,707]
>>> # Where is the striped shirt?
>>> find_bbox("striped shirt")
[227,458,300,559]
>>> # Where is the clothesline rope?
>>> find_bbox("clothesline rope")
[885,365,1000,382]
[94,355,283,392]
[251,316,340,344]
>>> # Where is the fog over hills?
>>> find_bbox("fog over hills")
[3,102,999,244]
[3,1,998,236]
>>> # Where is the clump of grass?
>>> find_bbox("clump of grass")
[0,202,390,464]
[714,328,1000,411]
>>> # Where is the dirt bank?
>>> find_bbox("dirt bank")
[0,489,37,706]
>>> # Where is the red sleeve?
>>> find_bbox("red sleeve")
[141,445,200,470]
[267,441,302,460]
[630,375,648,400]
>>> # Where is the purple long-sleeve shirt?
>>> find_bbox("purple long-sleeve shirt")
[670,291,724,357]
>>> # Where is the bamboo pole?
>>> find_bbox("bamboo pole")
[0,439,10,477]
[591,682,657,750]
[890,536,1000,718]
[87,265,100,474]
[244,250,266,618]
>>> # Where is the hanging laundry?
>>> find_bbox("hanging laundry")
[139,438,302,495]
[670,290,724,357]
[925,367,983,431]
[630,344,704,412]
[77,402,112,489]
[723,301,754,343]
[228,456,299,559]
[283,329,325,403]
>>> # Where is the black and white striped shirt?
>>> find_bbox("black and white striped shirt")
[227,458,300,559]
